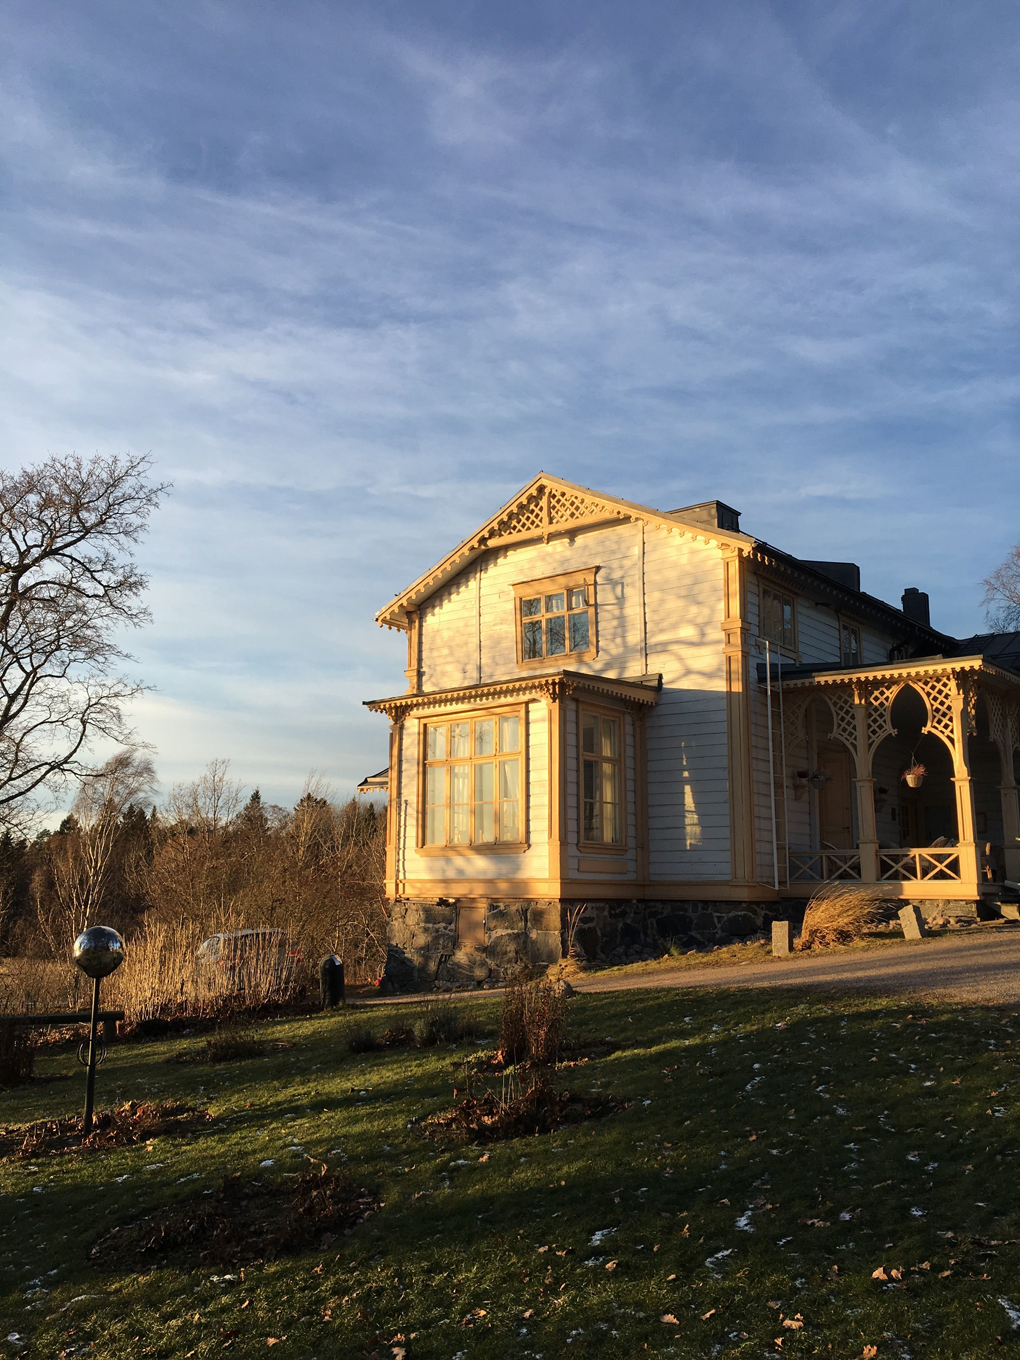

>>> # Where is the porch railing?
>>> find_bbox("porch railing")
[878,849,962,882]
[788,850,862,883]
[788,847,965,883]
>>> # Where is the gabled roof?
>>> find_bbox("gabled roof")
[374,472,753,629]
[373,472,956,652]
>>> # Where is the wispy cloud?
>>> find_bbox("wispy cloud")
[0,0,1017,802]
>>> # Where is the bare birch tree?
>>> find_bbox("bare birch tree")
[983,543,1020,631]
[0,453,168,824]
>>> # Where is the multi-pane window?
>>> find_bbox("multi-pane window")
[515,575,595,663]
[760,585,796,651]
[840,622,861,668]
[581,712,622,845]
[423,713,522,847]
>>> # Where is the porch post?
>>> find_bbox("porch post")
[949,676,981,892]
[853,683,878,882]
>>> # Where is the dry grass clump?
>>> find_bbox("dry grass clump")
[797,883,887,950]
[0,957,67,1014]
[497,974,567,1066]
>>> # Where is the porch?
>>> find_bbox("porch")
[770,656,1020,900]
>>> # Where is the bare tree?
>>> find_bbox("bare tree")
[43,750,157,943]
[983,543,1020,631]
[164,758,243,832]
[42,749,157,1001]
[0,453,168,824]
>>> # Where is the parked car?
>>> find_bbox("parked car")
[196,929,304,993]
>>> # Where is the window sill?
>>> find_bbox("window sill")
[517,651,596,668]
[417,843,531,856]
[577,843,628,856]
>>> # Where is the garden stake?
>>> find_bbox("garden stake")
[72,926,126,1137]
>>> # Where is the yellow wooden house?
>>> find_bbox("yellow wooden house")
[365,473,1020,986]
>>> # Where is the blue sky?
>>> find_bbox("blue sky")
[2,0,1018,807]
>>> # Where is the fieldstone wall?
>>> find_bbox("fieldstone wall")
[383,896,777,990]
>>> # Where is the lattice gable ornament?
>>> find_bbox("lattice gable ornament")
[476,482,632,548]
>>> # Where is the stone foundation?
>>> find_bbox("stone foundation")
[383,897,777,990]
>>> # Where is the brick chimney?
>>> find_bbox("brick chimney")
[901,587,930,626]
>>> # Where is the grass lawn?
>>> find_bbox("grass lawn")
[4,986,1020,1359]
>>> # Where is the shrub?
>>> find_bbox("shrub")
[798,883,886,950]
[202,1020,268,1063]
[497,975,566,1066]
[345,1024,381,1054]
[0,1020,34,1086]
[411,1002,478,1048]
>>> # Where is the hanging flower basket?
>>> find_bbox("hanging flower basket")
[807,768,832,790]
[901,763,927,789]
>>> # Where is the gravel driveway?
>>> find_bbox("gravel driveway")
[576,925,1020,1005]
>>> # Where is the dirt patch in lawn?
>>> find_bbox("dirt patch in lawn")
[0,1100,213,1159]
[420,1083,626,1144]
[90,1166,380,1266]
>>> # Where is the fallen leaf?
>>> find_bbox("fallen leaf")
[783,1316,805,1330]
[862,1348,878,1358]
[522,1310,534,1319]
[666,1273,677,1281]
[701,1309,716,1320]
[661,1314,680,1324]
[605,1260,618,1271]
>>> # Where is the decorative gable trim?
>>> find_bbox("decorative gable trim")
[480,482,630,549]
[375,472,751,630]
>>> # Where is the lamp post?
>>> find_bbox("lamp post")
[72,926,126,1136]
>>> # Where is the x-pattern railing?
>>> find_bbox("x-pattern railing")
[788,850,862,883]
[878,849,962,881]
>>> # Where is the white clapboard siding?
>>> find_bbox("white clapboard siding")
[419,562,481,692]
[644,525,731,881]
[796,599,840,666]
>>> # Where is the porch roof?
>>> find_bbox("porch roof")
[757,652,1020,693]
[364,668,663,720]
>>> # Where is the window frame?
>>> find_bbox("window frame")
[513,568,598,668]
[577,703,628,854]
[838,617,863,669]
[416,704,528,855]
[757,580,799,657]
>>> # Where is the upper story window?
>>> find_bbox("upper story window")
[840,621,862,668]
[513,569,597,665]
[759,583,797,652]
[423,710,522,847]
[581,710,623,845]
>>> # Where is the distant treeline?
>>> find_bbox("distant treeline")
[0,758,387,990]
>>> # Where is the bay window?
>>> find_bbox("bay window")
[422,711,523,847]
